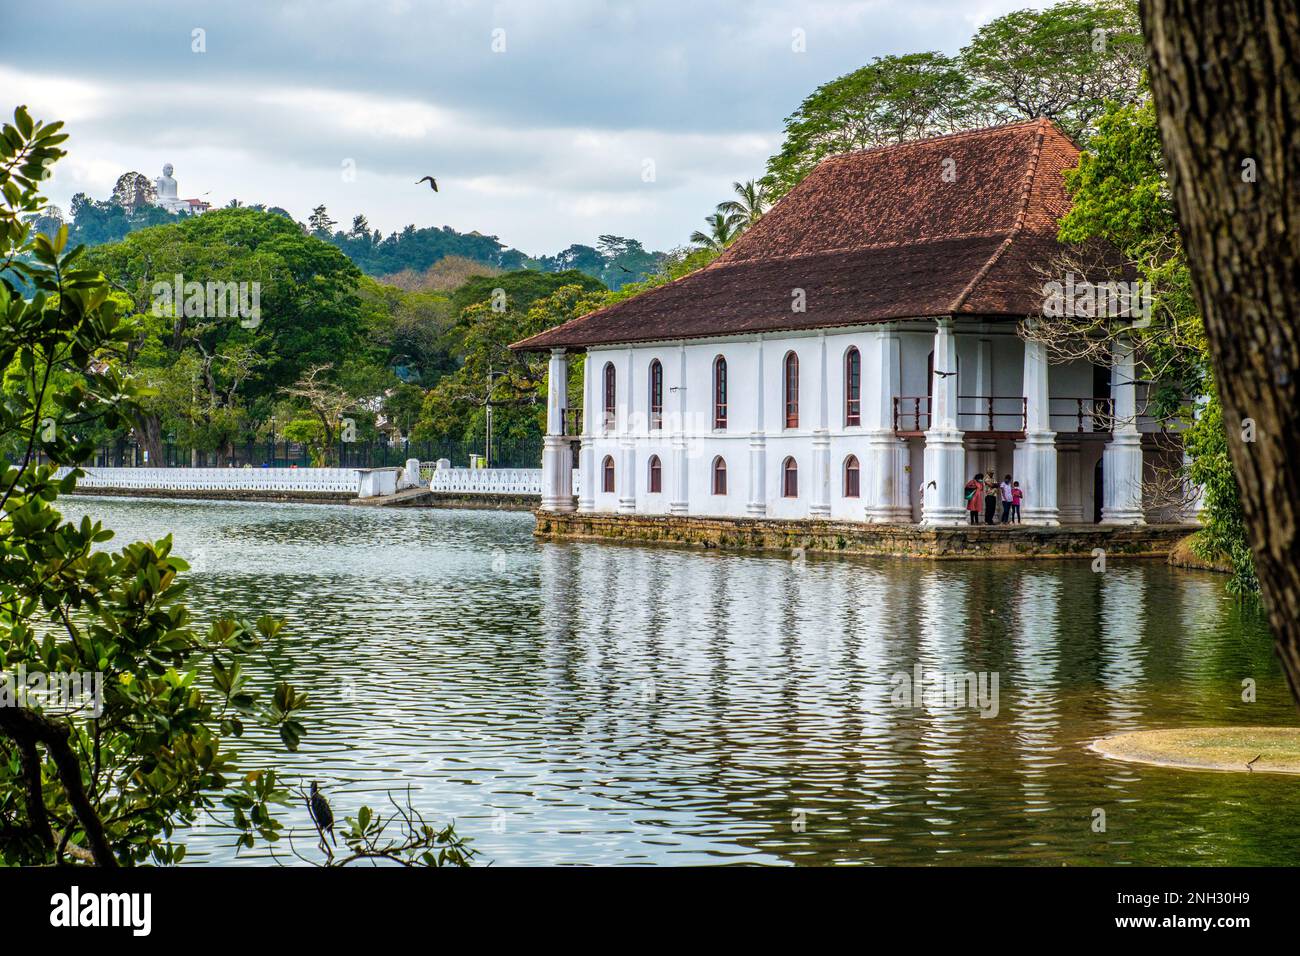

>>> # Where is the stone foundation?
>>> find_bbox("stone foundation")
[534,510,1195,560]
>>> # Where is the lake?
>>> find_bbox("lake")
[59,495,1300,866]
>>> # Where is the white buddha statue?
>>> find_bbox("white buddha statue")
[153,163,190,213]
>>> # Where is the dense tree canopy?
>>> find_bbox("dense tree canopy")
[764,0,1145,196]
[414,270,606,444]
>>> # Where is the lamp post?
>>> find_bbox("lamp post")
[485,368,506,468]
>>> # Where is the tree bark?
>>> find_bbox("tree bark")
[133,411,164,467]
[1140,0,1300,703]
[0,707,117,866]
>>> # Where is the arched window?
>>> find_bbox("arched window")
[712,456,727,495]
[648,359,663,430]
[843,455,860,498]
[602,455,615,493]
[648,455,662,493]
[713,355,728,430]
[784,352,799,428]
[602,363,616,431]
[782,457,798,497]
[844,347,861,426]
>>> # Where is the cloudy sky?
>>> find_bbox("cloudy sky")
[2,0,1047,255]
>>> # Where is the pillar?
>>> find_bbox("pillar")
[1057,443,1083,523]
[578,351,597,512]
[921,319,967,526]
[747,335,767,516]
[863,324,911,522]
[541,348,575,512]
[1101,337,1145,525]
[1181,392,1207,523]
[617,348,636,513]
[810,332,832,517]
[1013,336,1059,525]
[670,343,689,515]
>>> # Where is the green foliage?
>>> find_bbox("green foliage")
[1056,99,1255,594]
[1187,393,1258,594]
[64,191,183,248]
[324,217,531,275]
[960,0,1145,140]
[601,245,721,305]
[533,235,663,289]
[0,106,473,866]
[765,51,979,195]
[763,0,1145,197]
[414,272,605,444]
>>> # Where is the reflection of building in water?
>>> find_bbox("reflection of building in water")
[1099,569,1148,711]
[1011,572,1063,805]
[153,163,210,215]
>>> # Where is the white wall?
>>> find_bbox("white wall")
[576,322,1155,522]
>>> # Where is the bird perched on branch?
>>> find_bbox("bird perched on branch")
[308,780,335,845]
[416,176,438,191]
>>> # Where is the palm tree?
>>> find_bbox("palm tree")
[690,211,743,251]
[717,179,769,228]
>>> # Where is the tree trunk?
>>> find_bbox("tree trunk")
[133,412,164,467]
[1140,0,1300,703]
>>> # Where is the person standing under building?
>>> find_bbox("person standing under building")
[1000,474,1014,525]
[965,473,984,525]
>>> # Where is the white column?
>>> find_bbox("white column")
[921,319,967,526]
[1013,336,1059,525]
[541,348,575,512]
[670,342,689,515]
[1101,338,1145,525]
[1057,444,1083,523]
[1181,392,1207,523]
[969,338,998,481]
[810,332,831,517]
[618,348,636,513]
[747,335,767,516]
[578,351,597,512]
[863,324,911,522]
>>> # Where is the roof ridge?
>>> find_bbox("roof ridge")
[818,117,1051,165]
[946,121,1048,313]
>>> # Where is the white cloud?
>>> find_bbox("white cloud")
[1,0,1050,252]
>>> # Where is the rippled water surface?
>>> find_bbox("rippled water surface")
[61,496,1300,866]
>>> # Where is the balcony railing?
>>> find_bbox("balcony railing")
[894,396,1121,437]
[561,406,583,437]
[894,396,1027,436]
[1048,397,1114,433]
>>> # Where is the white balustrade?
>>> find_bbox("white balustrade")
[54,466,366,494]
[429,466,544,496]
[56,463,576,500]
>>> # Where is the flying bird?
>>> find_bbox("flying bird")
[1246,754,1262,772]
[933,369,958,378]
[416,176,439,191]
[308,780,336,845]
[617,265,633,274]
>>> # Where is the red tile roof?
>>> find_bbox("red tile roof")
[514,119,1083,351]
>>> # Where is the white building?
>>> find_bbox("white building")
[514,120,1191,528]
